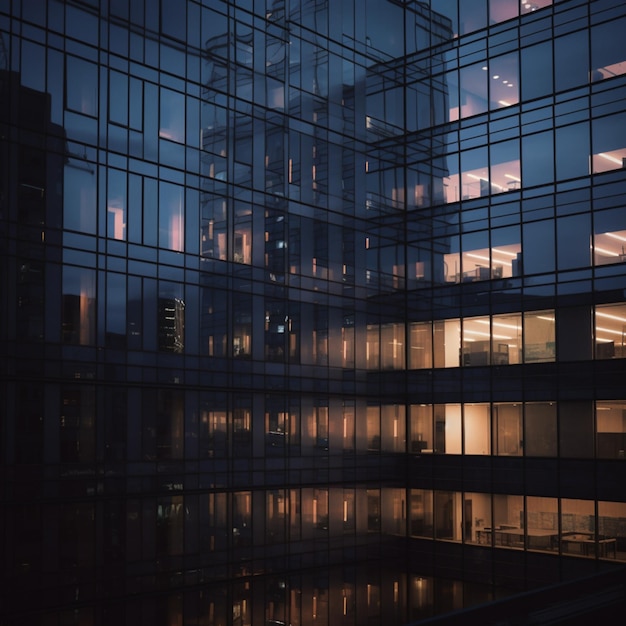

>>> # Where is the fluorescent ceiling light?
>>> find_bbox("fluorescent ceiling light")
[465,253,490,262]
[597,152,623,165]
[596,311,626,323]
[594,246,620,257]
[596,326,625,336]
[476,320,521,330]
[464,329,511,340]
[492,248,518,257]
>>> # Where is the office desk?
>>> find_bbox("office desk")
[562,534,618,558]
[475,527,558,549]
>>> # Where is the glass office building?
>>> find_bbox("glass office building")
[2,0,626,623]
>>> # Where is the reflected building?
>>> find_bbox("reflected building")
[2,1,626,624]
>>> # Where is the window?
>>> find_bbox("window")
[435,404,462,454]
[595,303,626,359]
[200,401,227,458]
[66,56,98,116]
[561,499,595,558]
[526,496,558,552]
[62,266,96,345]
[64,160,97,234]
[444,230,522,284]
[598,501,626,560]
[158,283,184,353]
[410,404,434,453]
[409,489,433,538]
[523,311,555,362]
[409,322,433,369]
[433,318,461,368]
[381,404,405,453]
[493,403,522,456]
[492,494,523,548]
[60,386,96,463]
[381,488,406,536]
[464,403,491,455]
[434,491,462,541]
[462,314,520,366]
[107,168,127,240]
[465,492,492,545]
[525,402,557,457]
[159,182,184,252]
[593,207,626,266]
[591,17,626,82]
[592,112,626,174]
[596,400,626,459]
[489,52,519,110]
[380,323,405,369]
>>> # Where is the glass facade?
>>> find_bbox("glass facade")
[2,0,626,623]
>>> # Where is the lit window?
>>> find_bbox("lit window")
[595,304,626,359]
[594,230,626,266]
[596,401,626,459]
[523,311,556,363]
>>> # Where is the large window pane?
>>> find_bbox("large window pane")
[489,0,517,25]
[159,182,184,251]
[381,404,405,453]
[492,313,522,364]
[461,231,490,283]
[525,402,557,457]
[524,310,556,362]
[433,318,461,368]
[596,400,626,459]
[410,404,433,453]
[490,139,520,194]
[526,496,558,552]
[62,265,96,345]
[561,499,595,558]
[107,168,127,240]
[158,282,185,353]
[522,131,554,187]
[66,55,98,116]
[464,403,490,455]
[591,17,626,82]
[555,122,590,180]
[462,315,492,366]
[466,492,492,545]
[492,494,523,548]
[460,63,488,118]
[595,303,626,359]
[593,207,626,266]
[434,491,462,541]
[523,220,555,275]
[435,404,461,454]
[459,0,487,36]
[410,489,433,538]
[555,31,589,92]
[493,403,522,456]
[64,160,97,234]
[557,213,591,270]
[409,321,433,369]
[592,112,626,173]
[560,401,594,459]
[522,42,552,100]
[461,146,489,199]
[597,501,626,560]
[490,52,519,110]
